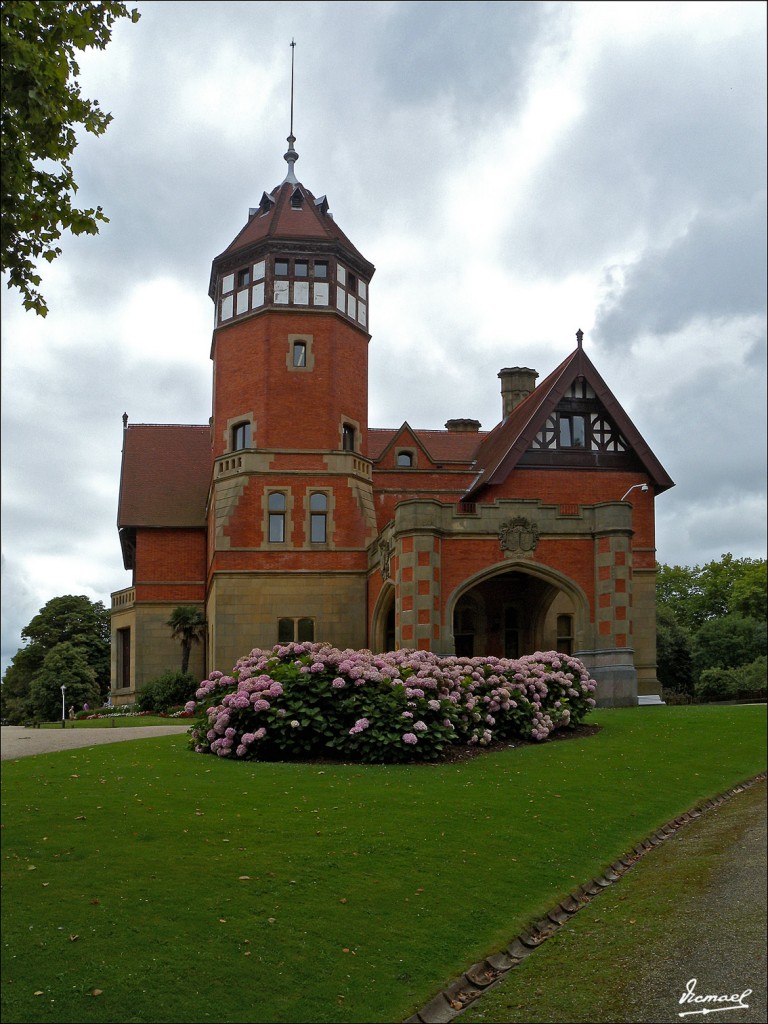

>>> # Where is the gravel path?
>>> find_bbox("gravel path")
[0,724,189,759]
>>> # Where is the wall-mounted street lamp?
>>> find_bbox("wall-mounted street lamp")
[620,483,649,502]
[61,685,66,729]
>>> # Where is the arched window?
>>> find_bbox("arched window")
[278,617,315,643]
[397,451,413,467]
[231,421,251,451]
[310,492,328,543]
[268,492,286,543]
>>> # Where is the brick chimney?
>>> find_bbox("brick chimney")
[498,367,538,418]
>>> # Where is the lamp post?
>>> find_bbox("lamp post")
[61,685,66,728]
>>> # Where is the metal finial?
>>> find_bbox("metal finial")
[576,328,584,348]
[283,40,299,184]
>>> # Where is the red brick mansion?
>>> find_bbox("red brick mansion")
[111,134,673,707]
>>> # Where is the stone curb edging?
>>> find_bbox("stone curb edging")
[404,772,767,1024]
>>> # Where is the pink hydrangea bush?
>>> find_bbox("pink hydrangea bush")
[186,644,597,763]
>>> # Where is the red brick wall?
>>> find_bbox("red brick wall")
[212,311,369,456]
[134,527,206,603]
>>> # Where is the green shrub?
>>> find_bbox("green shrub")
[136,671,198,713]
[732,655,767,698]
[187,644,598,763]
[694,666,740,702]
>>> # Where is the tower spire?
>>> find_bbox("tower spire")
[283,39,299,184]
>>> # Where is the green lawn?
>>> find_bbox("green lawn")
[1,705,765,1024]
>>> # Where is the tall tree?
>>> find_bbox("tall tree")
[167,606,207,675]
[1,0,140,316]
[1,595,111,722]
[29,641,100,721]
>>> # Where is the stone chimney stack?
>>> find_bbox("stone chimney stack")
[498,367,538,418]
[445,418,481,432]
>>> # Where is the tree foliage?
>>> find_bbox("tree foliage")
[1,0,140,316]
[1,594,111,722]
[29,640,100,721]
[656,553,767,700]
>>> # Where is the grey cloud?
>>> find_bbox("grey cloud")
[595,199,767,343]
[502,26,765,276]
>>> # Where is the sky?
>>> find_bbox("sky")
[2,0,766,675]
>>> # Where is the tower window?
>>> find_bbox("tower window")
[231,421,251,451]
[268,492,286,543]
[274,259,289,276]
[314,262,328,278]
[310,492,328,543]
[348,272,357,295]
[237,268,250,288]
[342,424,356,452]
[295,261,308,277]
[293,341,307,367]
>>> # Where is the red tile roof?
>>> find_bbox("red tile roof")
[118,424,210,528]
[368,426,486,465]
[209,179,374,295]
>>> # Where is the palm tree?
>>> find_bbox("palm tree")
[167,606,207,675]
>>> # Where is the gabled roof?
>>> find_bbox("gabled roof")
[117,424,210,528]
[209,179,374,297]
[369,426,487,465]
[464,343,675,499]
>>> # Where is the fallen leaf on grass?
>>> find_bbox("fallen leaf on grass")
[87,989,103,997]
[238,876,251,881]
[34,991,44,996]
[69,935,79,942]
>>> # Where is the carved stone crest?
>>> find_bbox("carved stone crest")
[499,516,539,556]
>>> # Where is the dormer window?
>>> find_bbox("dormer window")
[290,187,304,209]
[397,451,414,467]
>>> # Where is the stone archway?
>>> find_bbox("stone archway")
[370,582,396,653]
[448,561,590,659]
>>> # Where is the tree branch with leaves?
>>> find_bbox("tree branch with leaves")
[1,0,140,315]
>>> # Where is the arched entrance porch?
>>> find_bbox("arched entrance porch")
[449,563,590,659]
